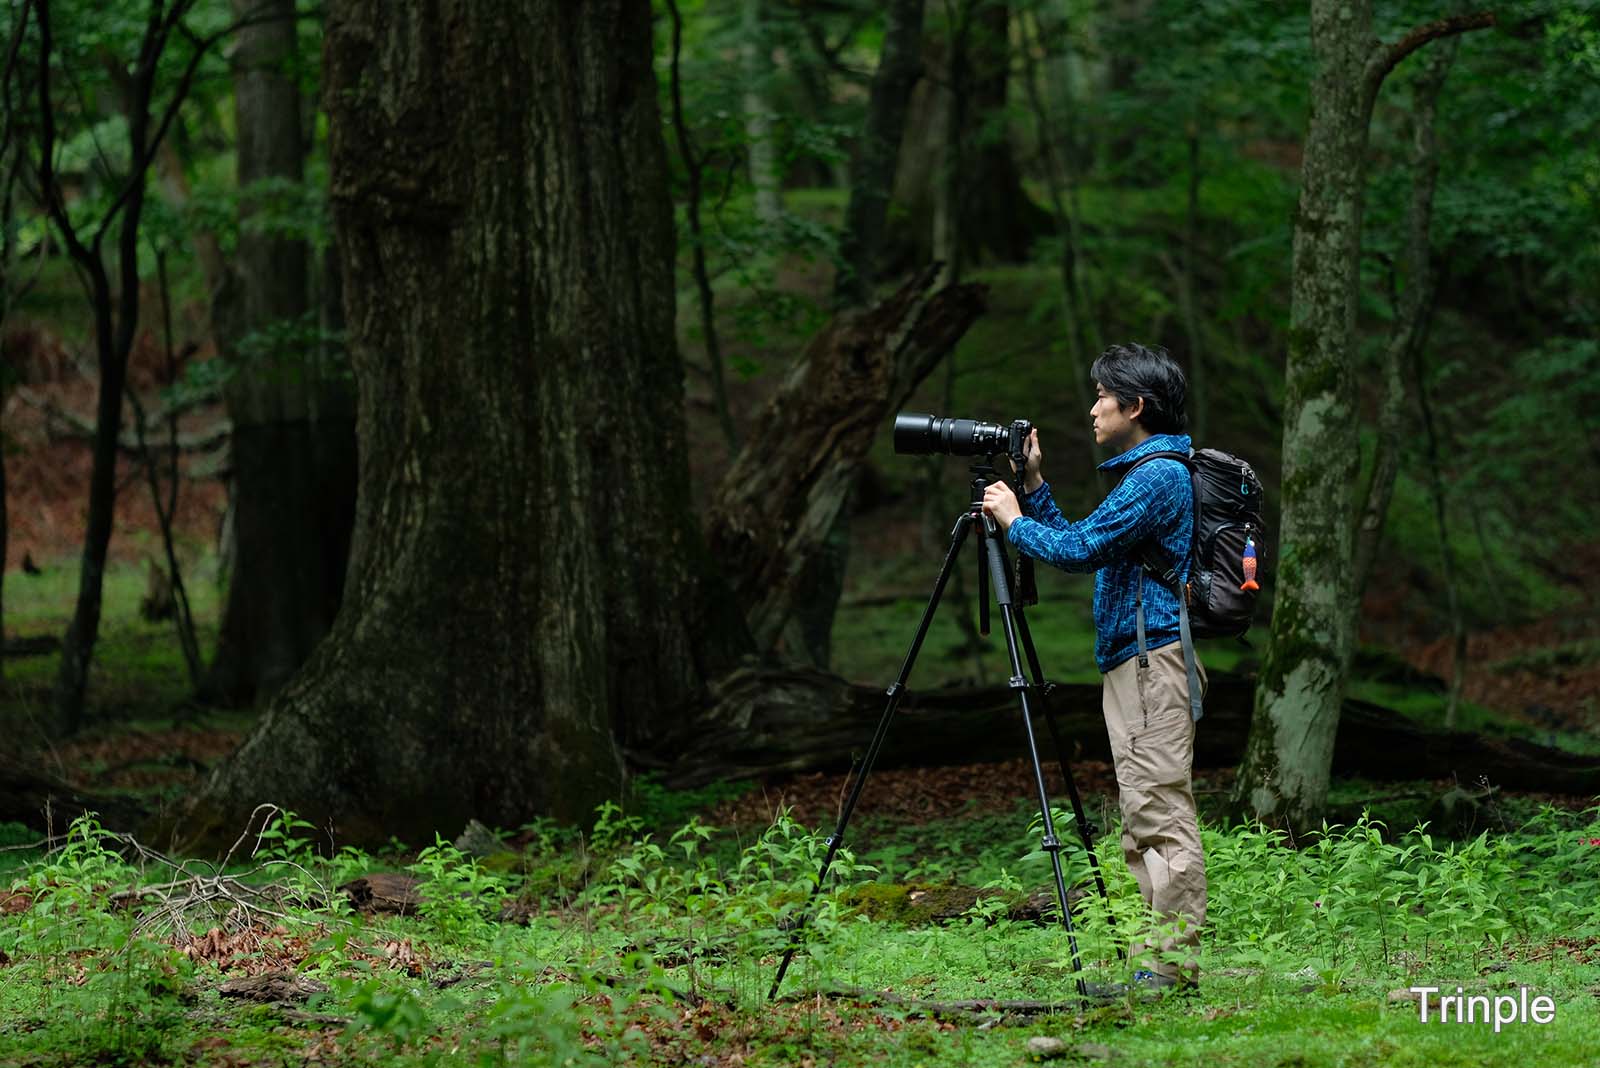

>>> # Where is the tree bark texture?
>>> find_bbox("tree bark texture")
[1233,3,1491,829]
[185,0,750,849]
[205,0,357,704]
[834,0,925,308]
[706,266,985,664]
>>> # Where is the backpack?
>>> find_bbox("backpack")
[1114,447,1267,720]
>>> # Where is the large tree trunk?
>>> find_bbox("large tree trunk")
[1233,6,1493,829]
[204,0,357,704]
[183,0,750,849]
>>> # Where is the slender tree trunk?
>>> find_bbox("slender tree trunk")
[46,0,157,735]
[205,0,357,704]
[957,0,1046,260]
[186,0,752,848]
[666,0,737,454]
[892,0,1048,270]
[834,0,925,308]
[127,250,202,685]
[742,0,782,226]
[1018,8,1098,495]
[1352,39,1456,596]
[1232,5,1492,828]
[0,147,18,682]
[36,0,235,732]
[1415,334,1467,729]
[930,1,972,287]
[1179,125,1207,441]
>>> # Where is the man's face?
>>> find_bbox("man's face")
[1090,382,1142,449]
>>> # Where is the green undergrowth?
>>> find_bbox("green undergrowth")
[2,799,1597,1067]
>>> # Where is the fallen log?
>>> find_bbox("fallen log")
[218,970,329,1004]
[339,871,423,915]
[0,755,147,834]
[3,635,61,658]
[641,665,1600,797]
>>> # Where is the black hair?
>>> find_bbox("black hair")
[1090,342,1188,435]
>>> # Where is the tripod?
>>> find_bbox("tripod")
[767,463,1114,1004]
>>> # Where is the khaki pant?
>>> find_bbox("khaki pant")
[1102,641,1207,980]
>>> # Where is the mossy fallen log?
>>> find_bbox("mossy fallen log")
[642,665,1600,797]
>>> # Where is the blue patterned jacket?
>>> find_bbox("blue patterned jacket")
[1006,433,1194,673]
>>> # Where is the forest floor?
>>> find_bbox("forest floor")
[1,784,1598,1067]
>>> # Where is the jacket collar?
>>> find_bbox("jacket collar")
[1097,432,1193,472]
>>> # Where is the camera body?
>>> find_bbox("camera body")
[893,412,1033,477]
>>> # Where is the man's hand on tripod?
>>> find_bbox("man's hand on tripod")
[982,481,1022,530]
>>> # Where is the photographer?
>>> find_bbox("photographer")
[981,342,1206,992]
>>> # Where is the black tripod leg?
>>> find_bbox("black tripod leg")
[982,530,1089,1004]
[767,512,976,1001]
[1013,608,1114,911]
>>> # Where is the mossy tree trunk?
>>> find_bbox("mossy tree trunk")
[205,0,358,705]
[186,0,751,848]
[1232,4,1493,830]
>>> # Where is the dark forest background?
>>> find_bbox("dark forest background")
[0,0,1596,847]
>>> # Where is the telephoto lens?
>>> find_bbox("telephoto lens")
[893,412,1011,456]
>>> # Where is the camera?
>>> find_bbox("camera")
[893,412,1032,471]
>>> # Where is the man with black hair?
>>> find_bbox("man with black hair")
[982,341,1207,992]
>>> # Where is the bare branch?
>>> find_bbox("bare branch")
[13,384,229,454]
[0,0,34,158]
[32,0,107,281]
[1364,11,1495,96]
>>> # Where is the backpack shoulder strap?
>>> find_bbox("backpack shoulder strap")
[1111,449,1197,582]
[1118,449,1206,723]
[1110,449,1193,492]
